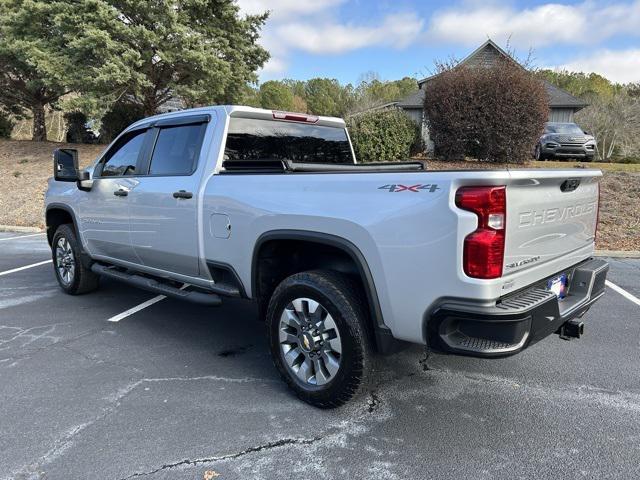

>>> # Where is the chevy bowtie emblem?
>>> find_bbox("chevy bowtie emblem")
[303,336,311,350]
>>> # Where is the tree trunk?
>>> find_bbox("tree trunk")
[142,93,159,117]
[32,104,47,141]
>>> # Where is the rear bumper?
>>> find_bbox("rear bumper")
[426,258,609,357]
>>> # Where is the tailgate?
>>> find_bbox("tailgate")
[504,170,601,275]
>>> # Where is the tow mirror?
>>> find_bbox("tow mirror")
[53,148,93,191]
[53,148,79,182]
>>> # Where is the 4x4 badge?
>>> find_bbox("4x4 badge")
[378,184,440,193]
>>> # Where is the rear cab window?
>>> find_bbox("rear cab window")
[223,117,354,168]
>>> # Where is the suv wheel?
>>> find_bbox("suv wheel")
[52,224,99,295]
[534,144,546,161]
[266,270,372,408]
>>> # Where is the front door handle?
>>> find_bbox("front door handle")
[173,190,193,199]
[114,189,128,197]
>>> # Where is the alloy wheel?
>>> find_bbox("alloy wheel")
[55,237,75,285]
[278,297,342,386]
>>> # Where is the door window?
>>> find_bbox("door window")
[148,123,206,176]
[100,130,146,177]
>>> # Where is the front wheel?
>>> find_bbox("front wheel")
[52,224,99,295]
[534,144,546,161]
[266,270,372,408]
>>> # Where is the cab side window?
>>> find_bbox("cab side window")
[100,130,146,177]
[148,123,206,176]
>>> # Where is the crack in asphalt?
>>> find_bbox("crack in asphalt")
[119,436,323,479]
[10,355,640,480]
[8,339,640,479]
[418,351,433,371]
[0,325,104,367]
[61,344,146,375]
[6,373,275,480]
[367,391,381,413]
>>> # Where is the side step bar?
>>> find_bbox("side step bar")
[91,264,222,306]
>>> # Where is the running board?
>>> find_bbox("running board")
[91,264,222,306]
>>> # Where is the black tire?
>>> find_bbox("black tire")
[266,270,372,408]
[51,224,99,295]
[534,144,546,161]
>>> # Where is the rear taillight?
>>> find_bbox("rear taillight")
[456,186,506,279]
[272,111,319,123]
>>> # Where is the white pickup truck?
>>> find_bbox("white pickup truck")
[45,106,608,407]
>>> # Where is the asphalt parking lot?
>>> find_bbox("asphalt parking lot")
[1,231,639,480]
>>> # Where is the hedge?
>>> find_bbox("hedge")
[347,109,420,163]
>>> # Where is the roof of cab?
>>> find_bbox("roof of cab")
[126,105,346,132]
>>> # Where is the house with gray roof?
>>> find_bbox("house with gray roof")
[394,40,587,152]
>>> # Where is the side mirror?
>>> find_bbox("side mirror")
[77,169,93,191]
[53,149,79,182]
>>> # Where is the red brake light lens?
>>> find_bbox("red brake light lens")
[272,111,319,123]
[456,186,506,279]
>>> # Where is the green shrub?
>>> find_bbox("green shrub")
[347,109,420,163]
[0,111,15,138]
[99,102,145,143]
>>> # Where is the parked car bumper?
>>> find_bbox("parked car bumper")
[541,143,596,160]
[426,258,609,357]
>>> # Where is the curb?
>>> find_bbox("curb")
[0,225,44,233]
[595,250,640,259]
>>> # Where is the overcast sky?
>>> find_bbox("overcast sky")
[237,0,640,84]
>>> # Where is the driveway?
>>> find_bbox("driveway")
[1,231,639,480]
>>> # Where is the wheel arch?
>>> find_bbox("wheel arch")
[251,230,403,354]
[45,203,81,247]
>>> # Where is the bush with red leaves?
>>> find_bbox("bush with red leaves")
[423,59,548,163]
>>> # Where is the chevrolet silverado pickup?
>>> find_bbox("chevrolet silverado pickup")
[45,106,609,407]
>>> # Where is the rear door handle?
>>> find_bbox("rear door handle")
[114,189,128,197]
[173,190,193,199]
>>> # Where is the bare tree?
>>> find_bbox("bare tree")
[576,92,640,161]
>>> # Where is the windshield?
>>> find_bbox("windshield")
[224,117,354,165]
[545,123,584,134]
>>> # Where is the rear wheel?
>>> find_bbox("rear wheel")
[266,270,372,408]
[52,224,99,295]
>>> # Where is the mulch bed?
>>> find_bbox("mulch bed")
[0,139,104,228]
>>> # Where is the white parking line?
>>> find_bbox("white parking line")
[107,284,189,322]
[606,280,640,308]
[107,295,167,322]
[0,260,52,277]
[0,233,45,241]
